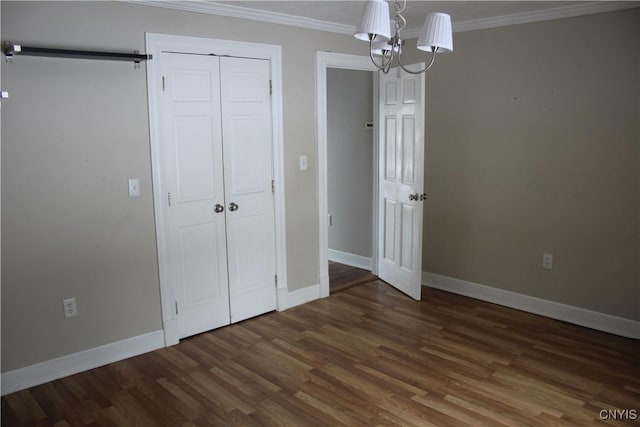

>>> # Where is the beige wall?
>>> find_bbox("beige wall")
[1,1,365,372]
[421,9,640,320]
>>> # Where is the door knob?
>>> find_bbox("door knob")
[228,202,239,212]
[409,193,419,201]
[214,204,224,213]
[420,193,428,201]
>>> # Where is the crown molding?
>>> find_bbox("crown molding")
[450,1,640,34]
[129,1,354,35]
[129,1,639,37]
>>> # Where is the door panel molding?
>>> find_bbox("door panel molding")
[146,33,286,346]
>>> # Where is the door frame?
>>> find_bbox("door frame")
[146,33,287,346]
[316,52,379,298]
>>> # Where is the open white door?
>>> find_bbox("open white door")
[377,65,425,300]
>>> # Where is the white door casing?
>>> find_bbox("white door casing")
[146,34,286,345]
[378,65,425,300]
[220,57,277,323]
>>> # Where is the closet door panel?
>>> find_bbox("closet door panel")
[162,53,230,338]
[220,57,277,323]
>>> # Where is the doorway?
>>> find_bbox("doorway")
[316,52,379,298]
[317,52,426,300]
[326,67,376,294]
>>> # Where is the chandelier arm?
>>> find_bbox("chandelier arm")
[368,38,394,71]
[397,48,438,75]
[382,43,396,74]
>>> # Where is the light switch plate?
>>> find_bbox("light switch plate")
[128,178,141,197]
[299,155,308,171]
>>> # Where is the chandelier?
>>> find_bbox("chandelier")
[354,0,453,74]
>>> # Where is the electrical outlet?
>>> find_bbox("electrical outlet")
[542,253,553,270]
[62,297,78,318]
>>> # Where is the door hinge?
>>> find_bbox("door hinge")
[162,76,166,91]
[175,301,179,315]
[269,80,272,95]
[168,192,172,206]
[271,180,275,193]
[275,274,278,286]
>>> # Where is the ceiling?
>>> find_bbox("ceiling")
[140,1,640,35]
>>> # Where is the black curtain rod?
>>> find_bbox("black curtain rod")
[3,43,152,64]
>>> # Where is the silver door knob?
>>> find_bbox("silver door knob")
[420,193,428,201]
[214,204,224,213]
[228,202,239,212]
[409,193,419,201]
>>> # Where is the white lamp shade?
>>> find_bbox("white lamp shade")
[372,19,397,55]
[354,0,391,42]
[417,12,453,53]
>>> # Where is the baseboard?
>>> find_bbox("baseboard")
[277,283,321,311]
[1,330,165,396]
[422,272,640,339]
[328,249,372,271]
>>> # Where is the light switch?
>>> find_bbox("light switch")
[299,155,308,171]
[128,178,141,197]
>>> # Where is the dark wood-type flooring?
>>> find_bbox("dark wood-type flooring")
[329,261,377,294]
[3,278,639,426]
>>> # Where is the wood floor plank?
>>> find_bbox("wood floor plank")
[328,261,376,294]
[3,265,639,426]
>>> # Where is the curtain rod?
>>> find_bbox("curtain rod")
[3,43,152,68]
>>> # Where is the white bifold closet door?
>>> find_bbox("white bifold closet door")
[161,53,276,339]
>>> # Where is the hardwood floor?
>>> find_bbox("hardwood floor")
[329,261,377,294]
[3,281,639,426]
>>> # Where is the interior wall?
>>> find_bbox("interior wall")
[327,68,374,259]
[0,1,365,372]
[419,8,640,320]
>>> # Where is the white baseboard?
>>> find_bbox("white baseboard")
[422,272,640,339]
[277,283,321,311]
[328,249,372,271]
[1,330,165,396]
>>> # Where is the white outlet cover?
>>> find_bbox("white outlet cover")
[62,297,78,318]
[128,178,141,197]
